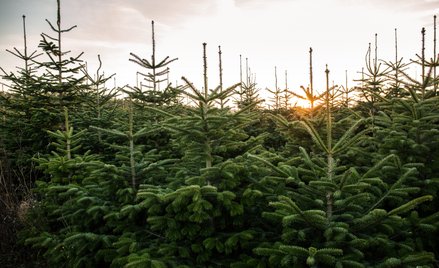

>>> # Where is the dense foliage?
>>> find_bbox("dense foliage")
[1,1,439,267]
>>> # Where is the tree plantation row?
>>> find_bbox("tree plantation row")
[1,0,439,267]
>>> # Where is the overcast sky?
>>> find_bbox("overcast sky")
[0,0,438,98]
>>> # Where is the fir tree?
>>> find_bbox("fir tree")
[124,20,179,106]
[164,44,256,175]
[251,65,437,267]
[108,43,271,267]
[0,14,47,184]
[217,45,228,109]
[235,56,262,109]
[76,55,119,151]
[90,99,174,189]
[281,70,295,110]
[267,66,282,111]
[356,35,391,114]
[290,48,325,111]
[36,0,86,111]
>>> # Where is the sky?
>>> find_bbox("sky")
[0,0,438,102]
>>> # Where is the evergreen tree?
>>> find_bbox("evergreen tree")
[108,43,271,267]
[235,56,262,109]
[251,65,437,267]
[90,99,176,189]
[356,35,391,115]
[36,0,86,112]
[290,48,325,111]
[75,55,119,152]
[267,66,282,111]
[145,43,258,183]
[281,70,295,110]
[0,15,45,179]
[22,108,111,267]
[217,45,228,109]
[124,21,179,106]
[370,51,439,258]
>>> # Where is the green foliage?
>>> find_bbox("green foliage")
[1,4,438,267]
[249,65,438,267]
[124,20,180,107]
[74,55,120,152]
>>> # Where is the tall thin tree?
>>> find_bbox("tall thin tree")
[434,15,437,94]
[421,27,426,99]
[127,21,178,105]
[218,45,225,108]
[309,47,314,108]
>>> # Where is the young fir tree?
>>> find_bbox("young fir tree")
[235,56,262,109]
[120,20,182,165]
[235,54,246,106]
[217,45,228,109]
[250,65,437,267]
[22,105,167,267]
[90,99,176,189]
[1,0,93,189]
[22,102,179,267]
[22,108,114,267]
[356,35,391,115]
[370,41,439,258]
[75,55,119,151]
[281,70,295,110]
[32,108,95,183]
[36,0,87,113]
[107,43,273,267]
[434,15,438,95]
[0,16,43,263]
[272,65,315,111]
[381,28,410,99]
[338,70,356,108]
[124,20,179,106]
[0,15,45,180]
[290,48,325,111]
[145,43,259,182]
[267,66,283,111]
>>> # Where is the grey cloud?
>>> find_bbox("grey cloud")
[123,0,218,22]
[58,0,221,46]
[64,0,218,25]
[1,0,220,45]
[0,0,53,35]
